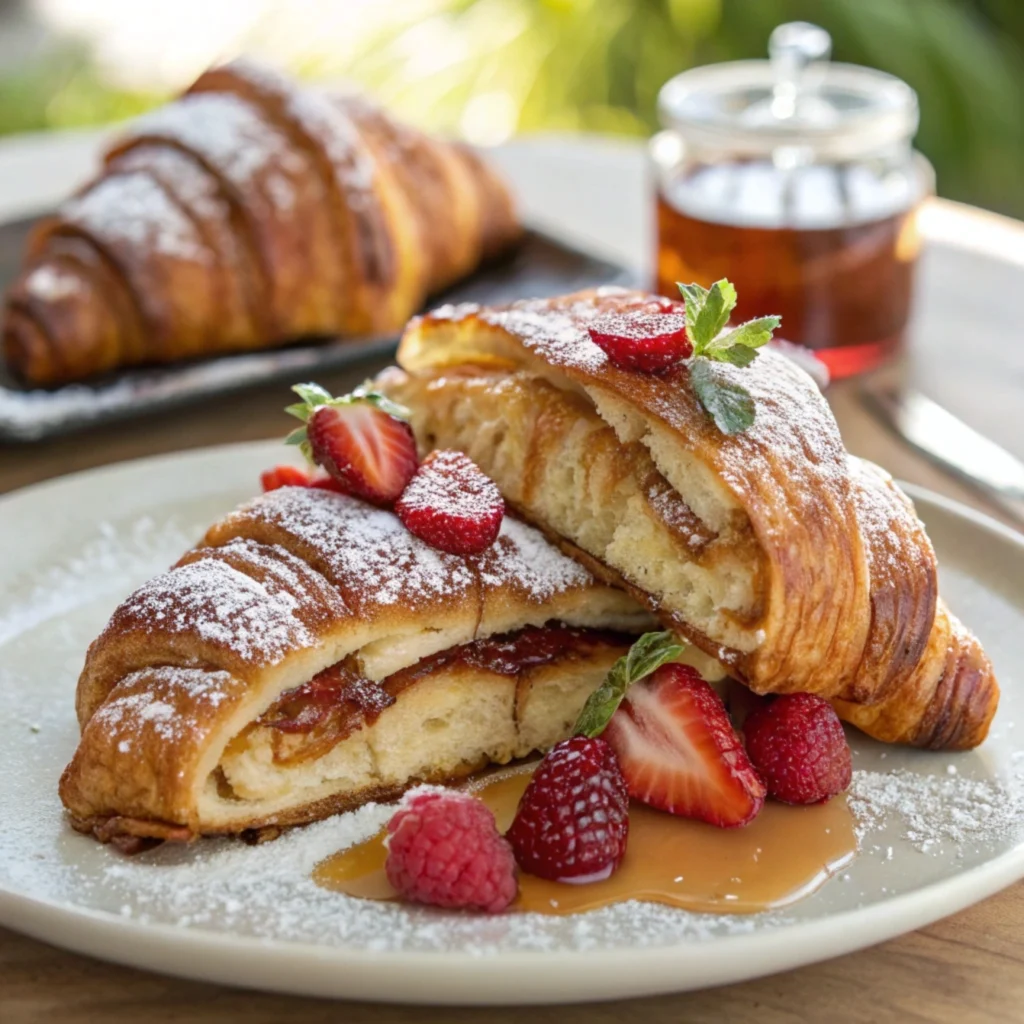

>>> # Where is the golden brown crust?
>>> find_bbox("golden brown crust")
[2,60,521,386]
[60,487,650,845]
[386,288,999,749]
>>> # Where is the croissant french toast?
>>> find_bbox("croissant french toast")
[3,59,520,386]
[59,485,655,848]
[378,288,999,750]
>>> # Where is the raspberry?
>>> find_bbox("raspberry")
[384,786,517,913]
[743,693,852,805]
[395,449,504,555]
[587,311,692,373]
[507,736,629,883]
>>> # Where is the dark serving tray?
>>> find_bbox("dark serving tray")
[0,220,633,442]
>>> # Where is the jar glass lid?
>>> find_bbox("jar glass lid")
[658,22,919,160]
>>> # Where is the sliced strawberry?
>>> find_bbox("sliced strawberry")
[395,449,504,554]
[587,311,692,374]
[260,464,312,492]
[307,400,417,505]
[603,663,765,828]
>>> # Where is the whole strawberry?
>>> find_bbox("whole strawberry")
[284,383,418,506]
[395,449,504,555]
[506,735,629,883]
[743,693,852,805]
[385,786,517,913]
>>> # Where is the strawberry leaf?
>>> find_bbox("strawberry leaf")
[690,360,756,435]
[285,402,312,422]
[345,387,411,422]
[574,631,685,738]
[291,382,333,408]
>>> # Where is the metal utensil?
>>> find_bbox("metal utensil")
[861,385,1024,527]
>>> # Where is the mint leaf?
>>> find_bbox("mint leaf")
[710,343,759,368]
[692,279,736,353]
[706,315,781,358]
[690,360,756,435]
[676,281,708,342]
[574,631,685,738]
[677,279,737,353]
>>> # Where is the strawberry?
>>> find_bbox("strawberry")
[260,464,312,492]
[395,449,504,554]
[743,693,852,805]
[507,736,629,883]
[587,310,692,374]
[260,464,347,494]
[603,663,766,828]
[284,383,417,506]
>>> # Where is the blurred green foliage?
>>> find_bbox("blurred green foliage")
[1,0,1022,217]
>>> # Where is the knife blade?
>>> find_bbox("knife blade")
[861,386,1024,527]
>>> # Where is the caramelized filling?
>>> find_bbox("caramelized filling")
[254,624,635,767]
[257,662,395,766]
[383,623,635,698]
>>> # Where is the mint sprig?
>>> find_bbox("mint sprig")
[573,631,685,738]
[677,280,780,435]
[283,382,410,462]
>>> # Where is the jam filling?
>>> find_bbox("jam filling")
[257,662,395,767]
[382,623,635,697]
[255,624,634,766]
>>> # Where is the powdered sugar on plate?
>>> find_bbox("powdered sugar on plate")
[848,769,1022,854]
[1,445,1023,971]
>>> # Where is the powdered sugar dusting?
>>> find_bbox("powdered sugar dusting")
[23,265,83,302]
[482,517,592,602]
[129,93,304,209]
[238,488,595,610]
[112,558,316,665]
[225,58,377,199]
[92,667,234,745]
[848,769,1021,853]
[65,172,209,264]
[397,450,503,519]
[241,487,478,610]
[0,515,192,648]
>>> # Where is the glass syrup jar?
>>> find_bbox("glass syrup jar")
[652,22,933,379]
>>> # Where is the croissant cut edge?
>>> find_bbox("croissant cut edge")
[380,287,999,750]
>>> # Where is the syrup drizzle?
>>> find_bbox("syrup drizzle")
[314,764,857,915]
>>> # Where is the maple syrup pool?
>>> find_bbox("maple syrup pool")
[314,763,856,915]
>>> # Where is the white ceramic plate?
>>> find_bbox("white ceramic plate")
[1,440,1023,1005]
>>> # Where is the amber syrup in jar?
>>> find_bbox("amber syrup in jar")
[656,176,922,379]
[653,22,931,379]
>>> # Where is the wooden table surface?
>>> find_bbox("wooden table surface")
[2,138,1023,1023]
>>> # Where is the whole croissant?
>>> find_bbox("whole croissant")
[3,59,520,386]
[380,288,1000,750]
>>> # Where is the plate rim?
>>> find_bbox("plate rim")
[1,440,1023,1004]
